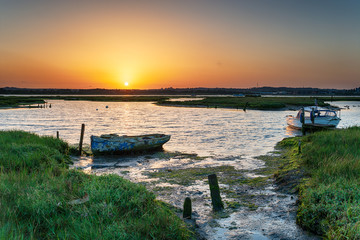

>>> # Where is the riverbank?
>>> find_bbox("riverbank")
[0,131,192,239]
[0,96,45,108]
[270,127,360,239]
[156,96,333,110]
[2,95,359,111]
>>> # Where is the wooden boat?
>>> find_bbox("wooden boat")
[287,106,341,130]
[91,134,170,155]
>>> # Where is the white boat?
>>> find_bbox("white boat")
[287,106,341,130]
[91,134,170,155]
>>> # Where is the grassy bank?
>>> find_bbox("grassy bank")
[46,96,171,102]
[0,96,45,108]
[157,96,331,110]
[273,127,360,239]
[0,131,191,239]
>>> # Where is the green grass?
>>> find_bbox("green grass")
[274,127,360,239]
[0,96,45,108]
[46,96,171,102]
[0,131,192,239]
[157,96,330,110]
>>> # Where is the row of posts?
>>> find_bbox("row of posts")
[56,123,85,156]
[37,103,51,108]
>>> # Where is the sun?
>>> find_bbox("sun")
[124,82,129,87]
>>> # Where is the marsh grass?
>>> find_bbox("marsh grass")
[0,131,191,239]
[0,96,45,108]
[158,96,330,110]
[276,127,360,239]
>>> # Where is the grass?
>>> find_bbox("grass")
[0,96,45,108]
[272,127,360,239]
[157,96,331,110]
[46,96,171,102]
[0,130,192,240]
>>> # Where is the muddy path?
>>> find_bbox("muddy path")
[73,151,319,240]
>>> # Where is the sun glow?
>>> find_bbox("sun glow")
[124,82,129,86]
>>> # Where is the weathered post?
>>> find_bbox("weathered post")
[56,131,59,139]
[298,139,301,154]
[208,174,224,211]
[310,108,315,124]
[183,197,192,219]
[300,107,306,135]
[243,102,249,112]
[79,124,85,155]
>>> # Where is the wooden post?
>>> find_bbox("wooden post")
[208,174,224,211]
[79,124,85,155]
[298,140,301,154]
[243,102,249,112]
[183,197,192,219]
[300,107,306,135]
[56,131,59,139]
[310,109,315,124]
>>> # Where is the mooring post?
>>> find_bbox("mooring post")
[79,124,85,155]
[208,174,224,211]
[300,107,306,136]
[183,197,192,219]
[298,139,301,154]
[56,131,59,139]
[243,102,249,112]
[310,108,315,124]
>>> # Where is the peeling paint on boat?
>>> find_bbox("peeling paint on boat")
[91,134,170,154]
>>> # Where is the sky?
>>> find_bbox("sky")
[1,0,359,89]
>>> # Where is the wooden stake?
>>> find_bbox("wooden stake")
[208,174,224,211]
[79,124,85,155]
[183,197,192,219]
[56,131,59,139]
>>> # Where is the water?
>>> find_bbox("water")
[1,100,360,239]
[0,100,292,157]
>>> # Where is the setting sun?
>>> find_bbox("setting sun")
[124,82,129,87]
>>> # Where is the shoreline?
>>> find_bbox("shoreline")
[0,131,192,239]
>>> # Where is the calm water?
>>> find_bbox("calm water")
[0,100,291,159]
[1,100,359,159]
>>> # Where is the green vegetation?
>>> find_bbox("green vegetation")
[157,96,331,110]
[146,165,268,187]
[273,127,360,239]
[46,96,171,102]
[0,96,45,108]
[0,131,191,240]
[146,164,269,213]
[3,95,360,110]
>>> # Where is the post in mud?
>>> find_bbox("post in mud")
[79,124,85,155]
[183,197,192,219]
[208,174,224,211]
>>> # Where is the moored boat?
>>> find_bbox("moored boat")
[91,134,171,155]
[287,106,341,130]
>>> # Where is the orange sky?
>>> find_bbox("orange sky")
[1,1,359,89]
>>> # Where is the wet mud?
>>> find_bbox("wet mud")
[73,150,319,240]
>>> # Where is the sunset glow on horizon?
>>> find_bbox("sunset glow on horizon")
[1,0,359,89]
